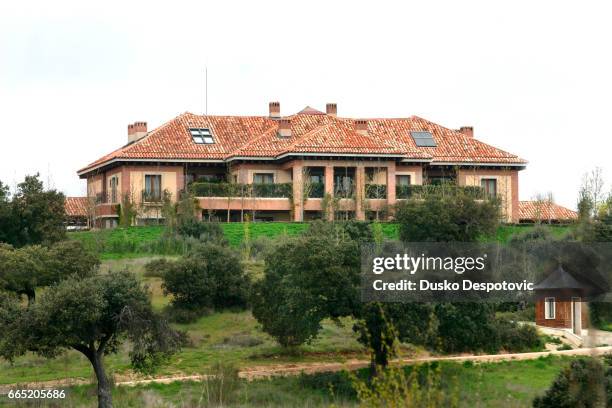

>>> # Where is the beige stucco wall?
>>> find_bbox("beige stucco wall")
[395,165,423,185]
[230,163,292,184]
[366,167,387,184]
[457,169,519,222]
[87,174,103,196]
[130,170,179,204]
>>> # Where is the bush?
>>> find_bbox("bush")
[243,235,277,261]
[176,220,226,243]
[495,319,543,352]
[433,303,500,354]
[199,362,242,405]
[396,193,500,242]
[533,357,610,407]
[161,242,249,318]
[143,258,171,278]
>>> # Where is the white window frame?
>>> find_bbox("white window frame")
[544,297,556,319]
[189,128,214,144]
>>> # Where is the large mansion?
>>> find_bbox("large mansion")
[77,102,528,228]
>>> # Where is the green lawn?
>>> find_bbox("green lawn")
[0,310,367,385]
[4,355,573,407]
[69,222,571,259]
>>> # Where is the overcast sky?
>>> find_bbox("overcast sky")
[1,0,611,210]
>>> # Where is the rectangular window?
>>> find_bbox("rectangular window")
[481,178,497,197]
[144,175,162,201]
[545,297,556,319]
[253,173,274,184]
[110,176,118,203]
[396,175,411,186]
[189,128,214,144]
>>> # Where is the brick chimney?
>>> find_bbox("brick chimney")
[458,126,473,138]
[128,121,148,143]
[355,119,368,135]
[278,118,291,138]
[269,101,280,119]
[326,103,337,116]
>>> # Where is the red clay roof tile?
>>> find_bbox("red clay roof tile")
[519,201,578,222]
[78,110,526,175]
[65,197,89,217]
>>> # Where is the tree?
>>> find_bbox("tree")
[0,271,182,408]
[433,303,500,353]
[0,244,46,304]
[396,193,500,242]
[533,357,610,408]
[251,231,360,347]
[161,242,248,313]
[0,240,98,305]
[119,192,137,227]
[10,174,66,246]
[354,302,437,374]
[0,181,14,244]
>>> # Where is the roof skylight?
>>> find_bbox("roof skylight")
[411,131,436,147]
[190,128,214,144]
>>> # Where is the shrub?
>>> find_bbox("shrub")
[143,258,171,278]
[350,363,459,407]
[199,362,242,406]
[495,319,543,352]
[533,357,610,407]
[176,220,226,243]
[161,242,249,318]
[396,193,500,242]
[161,257,216,311]
[243,235,277,261]
[434,303,500,354]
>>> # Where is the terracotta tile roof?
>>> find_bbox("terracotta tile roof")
[78,109,526,175]
[65,197,88,217]
[519,201,578,222]
[297,106,326,115]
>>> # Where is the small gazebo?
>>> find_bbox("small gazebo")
[534,266,593,335]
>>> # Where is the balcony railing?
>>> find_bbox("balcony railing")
[142,190,164,203]
[95,192,108,204]
[307,182,325,198]
[365,184,387,199]
[189,182,292,198]
[396,185,486,199]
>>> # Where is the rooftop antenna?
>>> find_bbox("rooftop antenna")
[204,66,208,115]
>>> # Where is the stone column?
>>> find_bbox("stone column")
[324,165,334,221]
[355,165,365,221]
[292,162,304,222]
[386,162,396,220]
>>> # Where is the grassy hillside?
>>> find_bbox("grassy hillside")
[69,222,571,259]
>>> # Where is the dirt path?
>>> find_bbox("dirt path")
[1,346,611,394]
